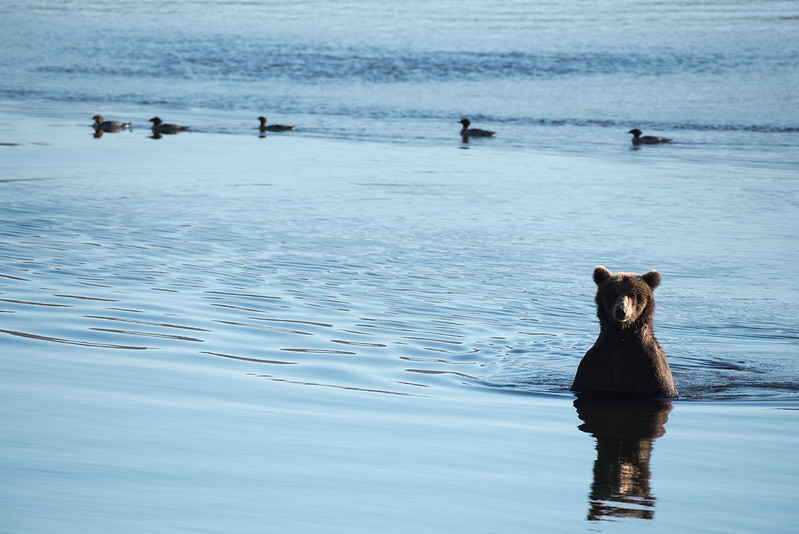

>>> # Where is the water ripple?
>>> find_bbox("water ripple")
[0,328,150,350]
[84,315,211,332]
[200,351,297,366]
[247,373,425,398]
[0,298,73,307]
[88,328,205,343]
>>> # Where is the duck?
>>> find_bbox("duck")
[628,128,671,145]
[149,117,190,134]
[92,115,130,132]
[258,116,296,132]
[459,118,495,139]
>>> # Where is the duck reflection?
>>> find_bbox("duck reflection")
[574,394,673,521]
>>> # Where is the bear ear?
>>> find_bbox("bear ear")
[642,270,661,289]
[593,266,612,285]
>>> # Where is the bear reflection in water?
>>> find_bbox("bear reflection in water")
[574,394,673,521]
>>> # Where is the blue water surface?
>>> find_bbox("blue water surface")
[1,1,798,532]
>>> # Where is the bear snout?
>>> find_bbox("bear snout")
[612,296,633,322]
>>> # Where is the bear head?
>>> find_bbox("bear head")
[593,266,661,328]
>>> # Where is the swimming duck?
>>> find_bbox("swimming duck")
[628,128,671,145]
[149,117,190,134]
[92,115,130,132]
[459,118,495,138]
[258,116,296,132]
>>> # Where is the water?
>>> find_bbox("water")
[2,1,798,158]
[1,1,798,532]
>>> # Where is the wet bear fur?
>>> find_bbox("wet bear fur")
[571,266,678,397]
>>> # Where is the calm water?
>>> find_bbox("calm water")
[2,1,798,160]
[1,1,798,532]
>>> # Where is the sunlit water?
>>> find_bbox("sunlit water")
[1,1,798,532]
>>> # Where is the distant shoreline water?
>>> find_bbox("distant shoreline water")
[1,0,797,167]
[3,98,798,175]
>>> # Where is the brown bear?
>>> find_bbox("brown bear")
[571,266,678,397]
